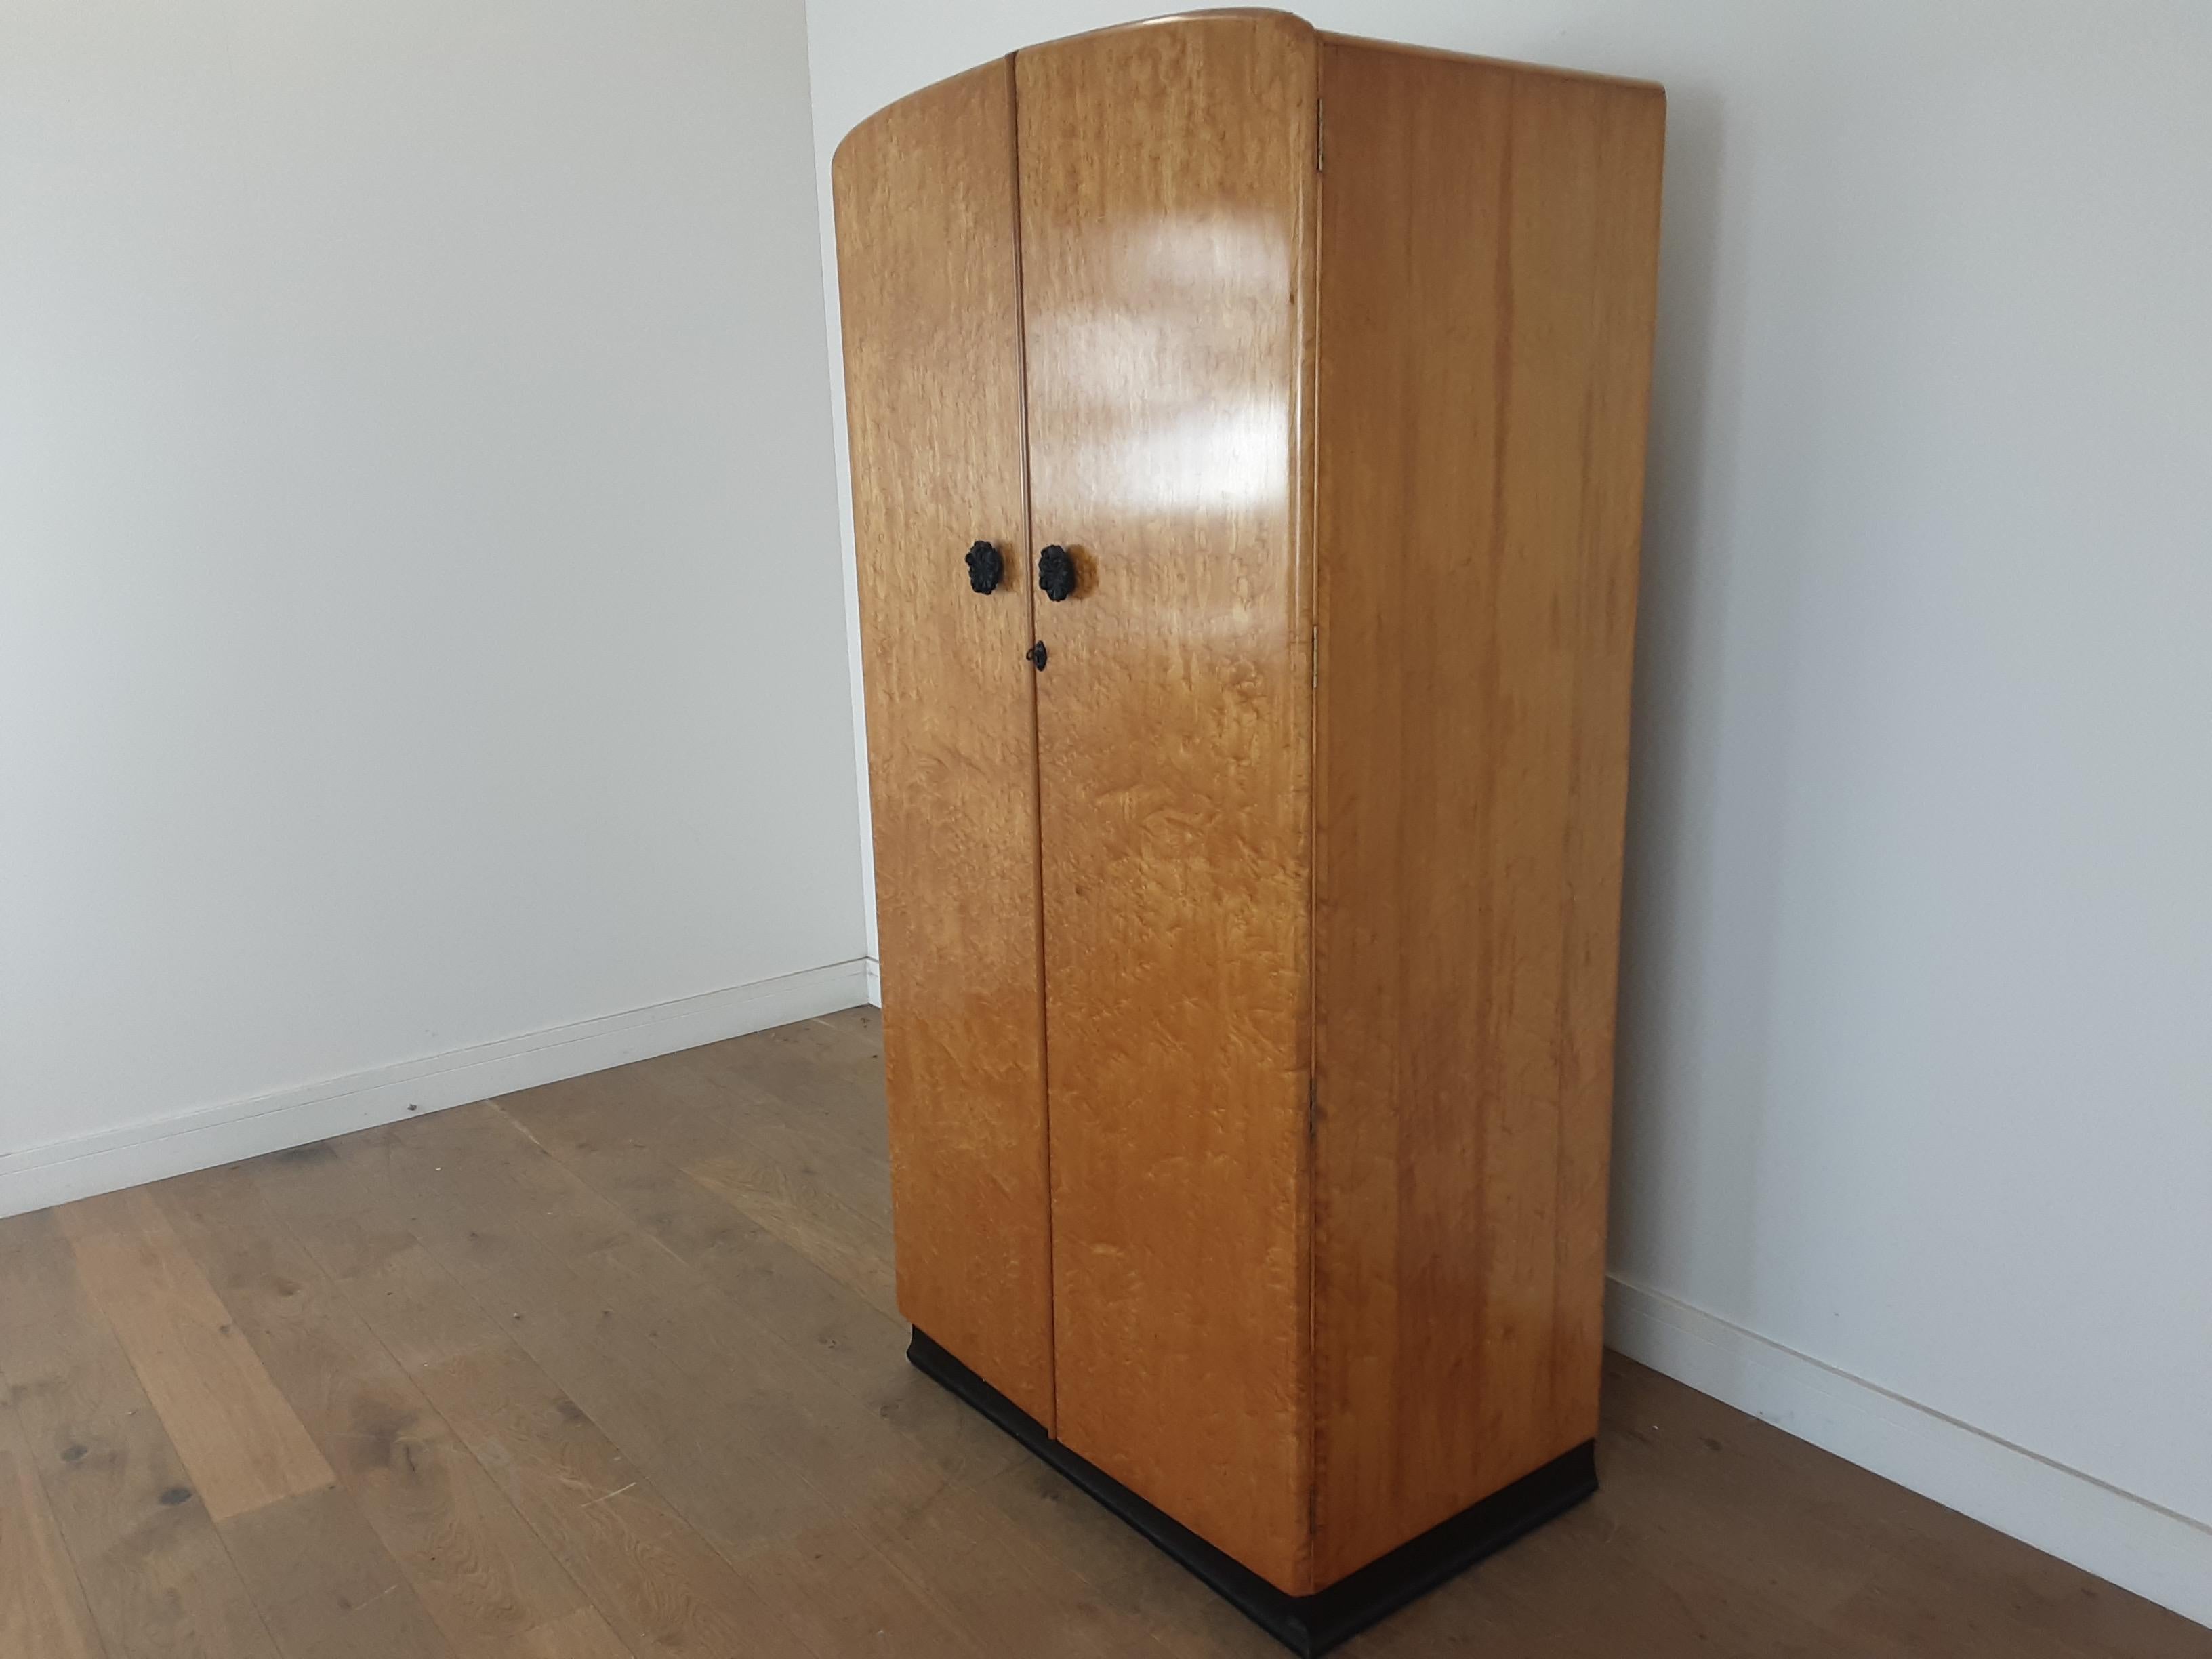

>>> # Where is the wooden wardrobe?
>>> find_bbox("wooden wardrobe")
[832,11,1664,1650]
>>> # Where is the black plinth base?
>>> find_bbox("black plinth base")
[907,1326,1598,1656]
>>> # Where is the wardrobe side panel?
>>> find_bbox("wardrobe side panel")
[1015,12,1320,1593]
[832,60,1055,1426]
[1311,39,1664,1581]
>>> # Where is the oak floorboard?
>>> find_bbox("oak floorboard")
[250,1112,967,1659]
[474,1094,1179,1659]
[53,1189,334,1523]
[388,1107,1090,1652]
[682,1012,892,1164]
[151,1164,596,1659]
[570,1052,905,1317]
[495,1078,1191,1659]
[373,1152,813,1522]
[966,1456,1285,1659]
[500,1058,900,1310]
[411,1338,800,1659]
[0,1381,110,1659]
[508,1607,634,1659]
[218,1482,457,1659]
[677,1141,898,1322]
[676,1036,897,1223]
[239,1140,815,1659]
[0,1209,281,1659]
[496,1070,1019,1491]
[545,1025,905,1322]
[368,1112,993,1659]
[374,1103,1174,1657]
[1350,1353,2210,1659]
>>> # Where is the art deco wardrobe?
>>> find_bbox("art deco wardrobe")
[832,12,1663,1651]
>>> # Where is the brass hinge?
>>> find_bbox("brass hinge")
[1311,626,1319,689]
[1308,1077,1318,1139]
[1315,99,1325,172]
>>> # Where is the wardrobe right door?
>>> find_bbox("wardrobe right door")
[1015,13,1321,1593]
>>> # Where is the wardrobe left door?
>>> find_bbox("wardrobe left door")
[833,58,1055,1426]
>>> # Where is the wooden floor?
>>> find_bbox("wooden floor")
[2,1008,2202,1659]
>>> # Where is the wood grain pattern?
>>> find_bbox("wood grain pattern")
[0,1015,2202,1656]
[832,55,1057,1427]
[1013,9,1320,1593]
[54,1188,335,1523]
[334,1109,840,1556]
[508,1608,633,1659]
[495,1057,1029,1498]
[1308,36,1666,1580]
[0,1385,108,1659]
[499,1058,1224,1659]
[327,1107,1009,1659]
[681,1130,898,1319]
[409,1341,781,1659]
[239,1141,810,1659]
[0,1208,282,1659]
[153,1164,598,1659]
[219,1483,458,1659]
[295,1126,945,1659]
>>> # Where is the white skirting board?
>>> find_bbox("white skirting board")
[864,954,882,1006]
[1605,1274,2212,1630]
[0,958,874,1221]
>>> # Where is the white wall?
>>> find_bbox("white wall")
[804,0,2212,1624]
[0,0,867,1208]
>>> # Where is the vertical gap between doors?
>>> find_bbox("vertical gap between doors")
[1302,62,1328,1583]
[1005,51,1058,1441]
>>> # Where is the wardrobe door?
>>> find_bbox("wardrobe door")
[1016,14,1320,1591]
[832,60,1054,1425]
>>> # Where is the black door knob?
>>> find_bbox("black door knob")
[966,541,1004,594]
[1038,544,1078,602]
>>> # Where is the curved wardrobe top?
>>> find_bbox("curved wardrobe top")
[830,8,1660,167]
